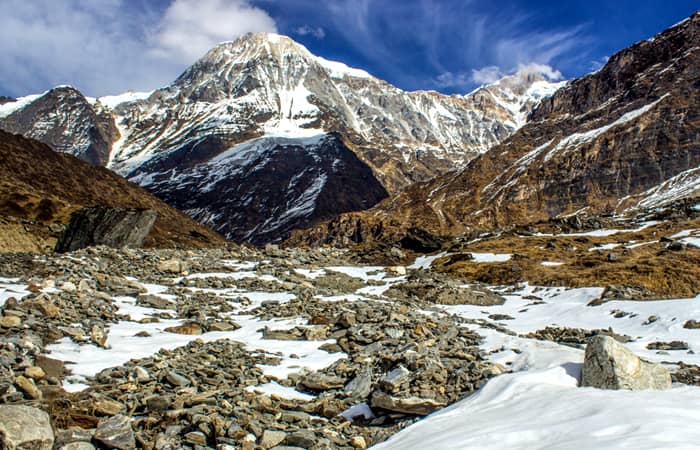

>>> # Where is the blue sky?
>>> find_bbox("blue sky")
[0,0,697,97]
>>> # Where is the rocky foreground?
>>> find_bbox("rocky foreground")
[0,246,505,449]
[1,245,699,449]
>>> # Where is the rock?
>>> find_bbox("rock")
[285,430,317,448]
[582,335,672,390]
[94,399,124,416]
[667,241,687,251]
[344,369,373,400]
[164,322,202,335]
[165,370,191,387]
[93,414,135,450]
[646,341,689,351]
[35,355,65,378]
[0,405,54,450]
[137,294,174,309]
[14,375,42,399]
[209,321,240,332]
[58,443,96,450]
[300,372,346,391]
[24,366,46,380]
[158,259,187,274]
[371,391,445,415]
[183,431,207,446]
[0,315,21,328]
[399,228,444,253]
[387,266,407,276]
[55,206,157,253]
[260,430,287,449]
[351,436,367,449]
[683,320,700,329]
[381,366,410,390]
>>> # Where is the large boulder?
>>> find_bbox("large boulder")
[0,405,54,449]
[55,206,157,253]
[581,335,671,390]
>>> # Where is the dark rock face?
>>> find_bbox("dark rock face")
[55,207,157,253]
[0,86,118,166]
[130,133,387,245]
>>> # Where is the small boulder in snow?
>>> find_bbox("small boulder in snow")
[581,335,671,390]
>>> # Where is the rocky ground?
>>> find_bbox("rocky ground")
[0,246,502,449]
[1,244,699,449]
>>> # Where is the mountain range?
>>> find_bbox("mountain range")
[0,34,562,244]
[1,13,698,249]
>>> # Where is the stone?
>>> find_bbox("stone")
[24,366,46,380]
[14,375,42,399]
[137,294,174,309]
[344,369,373,400]
[209,321,240,332]
[158,259,187,274]
[582,335,672,390]
[0,405,54,450]
[683,320,700,329]
[165,370,191,387]
[351,436,367,449]
[93,414,136,450]
[300,372,346,391]
[285,430,317,448]
[35,355,65,378]
[260,430,287,449]
[184,431,207,446]
[61,281,77,292]
[0,315,21,328]
[371,391,445,415]
[94,399,125,416]
[59,443,96,450]
[164,322,202,335]
[387,266,407,276]
[381,366,410,390]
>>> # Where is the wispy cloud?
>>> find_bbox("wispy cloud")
[294,25,326,39]
[318,0,590,92]
[0,0,277,97]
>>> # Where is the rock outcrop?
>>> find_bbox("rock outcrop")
[55,206,157,253]
[581,335,671,390]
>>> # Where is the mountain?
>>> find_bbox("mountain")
[0,130,225,252]
[0,33,562,244]
[294,12,700,247]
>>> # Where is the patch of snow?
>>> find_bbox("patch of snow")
[315,56,372,79]
[0,279,30,306]
[545,95,669,162]
[408,252,451,269]
[541,261,564,267]
[98,91,153,109]
[470,253,512,263]
[588,243,622,252]
[0,93,44,118]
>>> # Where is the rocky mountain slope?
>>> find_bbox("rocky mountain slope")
[0,130,225,252]
[295,12,700,247]
[0,34,562,244]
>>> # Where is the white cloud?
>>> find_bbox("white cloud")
[470,66,504,85]
[515,63,563,81]
[0,0,277,97]
[294,25,326,39]
[152,0,278,62]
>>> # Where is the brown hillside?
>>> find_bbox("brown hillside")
[0,130,226,252]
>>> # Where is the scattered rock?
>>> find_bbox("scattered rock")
[371,391,445,415]
[683,320,700,329]
[582,335,671,390]
[0,315,21,328]
[646,341,689,351]
[164,322,202,335]
[260,430,287,449]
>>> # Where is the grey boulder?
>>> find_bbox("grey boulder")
[581,335,672,390]
[0,405,54,450]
